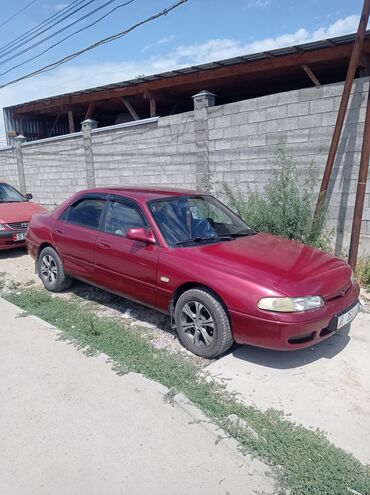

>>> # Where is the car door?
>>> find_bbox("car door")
[94,196,160,308]
[52,193,107,281]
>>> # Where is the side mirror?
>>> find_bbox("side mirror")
[126,228,155,244]
[25,193,33,201]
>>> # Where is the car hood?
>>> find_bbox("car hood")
[183,233,351,298]
[0,201,45,224]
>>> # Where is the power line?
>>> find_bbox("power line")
[0,0,188,90]
[0,0,97,59]
[0,0,117,65]
[0,0,39,30]
[0,0,87,54]
[0,1,135,78]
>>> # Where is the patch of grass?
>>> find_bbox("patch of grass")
[5,287,370,495]
[356,257,370,289]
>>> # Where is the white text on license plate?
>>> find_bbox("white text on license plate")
[337,303,359,330]
[13,232,25,241]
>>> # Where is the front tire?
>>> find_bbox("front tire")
[174,288,233,358]
[38,247,72,292]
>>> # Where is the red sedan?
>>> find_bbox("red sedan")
[0,182,45,251]
[26,187,360,358]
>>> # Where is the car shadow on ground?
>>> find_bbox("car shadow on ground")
[70,280,175,335]
[0,247,28,261]
[229,326,351,369]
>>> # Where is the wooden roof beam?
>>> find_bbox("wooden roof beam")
[301,64,321,87]
[9,41,370,115]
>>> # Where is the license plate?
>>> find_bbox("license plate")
[337,302,360,330]
[13,232,25,241]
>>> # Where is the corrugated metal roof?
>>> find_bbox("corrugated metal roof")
[6,30,369,111]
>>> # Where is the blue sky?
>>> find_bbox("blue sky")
[0,0,366,138]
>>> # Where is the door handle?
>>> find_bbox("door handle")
[54,228,64,234]
[98,242,111,249]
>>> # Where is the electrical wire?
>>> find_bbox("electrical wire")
[0,0,39,30]
[0,0,88,55]
[0,0,188,90]
[0,0,97,59]
[0,0,135,78]
[0,0,118,66]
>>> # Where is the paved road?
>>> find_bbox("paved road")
[208,312,370,464]
[0,298,272,495]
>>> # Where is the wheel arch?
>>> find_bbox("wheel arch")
[37,242,59,261]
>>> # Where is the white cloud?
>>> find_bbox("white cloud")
[0,15,360,141]
[142,34,176,52]
[245,0,271,8]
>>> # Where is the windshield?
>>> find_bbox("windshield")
[149,195,254,246]
[0,183,25,203]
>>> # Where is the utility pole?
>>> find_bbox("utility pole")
[313,0,370,221]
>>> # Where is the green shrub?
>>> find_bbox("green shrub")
[221,143,332,251]
[356,257,370,287]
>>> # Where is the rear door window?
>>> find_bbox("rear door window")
[64,198,106,230]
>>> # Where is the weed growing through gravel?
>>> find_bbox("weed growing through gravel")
[4,287,370,495]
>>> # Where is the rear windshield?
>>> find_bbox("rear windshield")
[0,183,25,203]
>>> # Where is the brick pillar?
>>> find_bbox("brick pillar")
[81,119,98,188]
[13,134,27,194]
[192,90,216,190]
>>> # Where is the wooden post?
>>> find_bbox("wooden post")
[313,0,370,220]
[68,110,75,133]
[348,85,370,268]
[85,102,96,120]
[301,64,321,87]
[149,98,156,117]
[121,97,139,120]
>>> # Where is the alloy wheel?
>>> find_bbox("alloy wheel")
[180,301,215,348]
[41,255,58,285]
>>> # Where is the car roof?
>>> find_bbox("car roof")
[84,186,204,201]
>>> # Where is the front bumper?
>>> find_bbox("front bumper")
[0,231,26,251]
[230,284,360,350]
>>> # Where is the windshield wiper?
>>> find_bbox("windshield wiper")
[220,229,257,238]
[175,236,233,246]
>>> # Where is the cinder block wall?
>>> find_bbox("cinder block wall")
[0,148,19,189]
[21,134,86,208]
[207,77,369,254]
[92,113,196,189]
[0,77,369,255]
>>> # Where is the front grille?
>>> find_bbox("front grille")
[6,221,29,231]
[325,283,351,303]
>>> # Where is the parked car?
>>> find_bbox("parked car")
[26,187,360,358]
[0,181,45,251]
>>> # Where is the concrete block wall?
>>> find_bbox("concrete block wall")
[208,77,370,254]
[92,113,197,190]
[21,134,86,209]
[0,148,19,190]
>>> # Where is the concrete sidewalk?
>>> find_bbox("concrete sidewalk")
[0,298,272,495]
[208,312,370,464]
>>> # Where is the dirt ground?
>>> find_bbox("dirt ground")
[0,248,187,355]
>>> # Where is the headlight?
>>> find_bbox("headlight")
[257,296,324,312]
[0,224,6,231]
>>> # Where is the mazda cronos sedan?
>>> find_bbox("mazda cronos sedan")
[26,187,360,358]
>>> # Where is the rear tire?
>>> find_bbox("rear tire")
[38,246,72,292]
[174,288,233,359]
